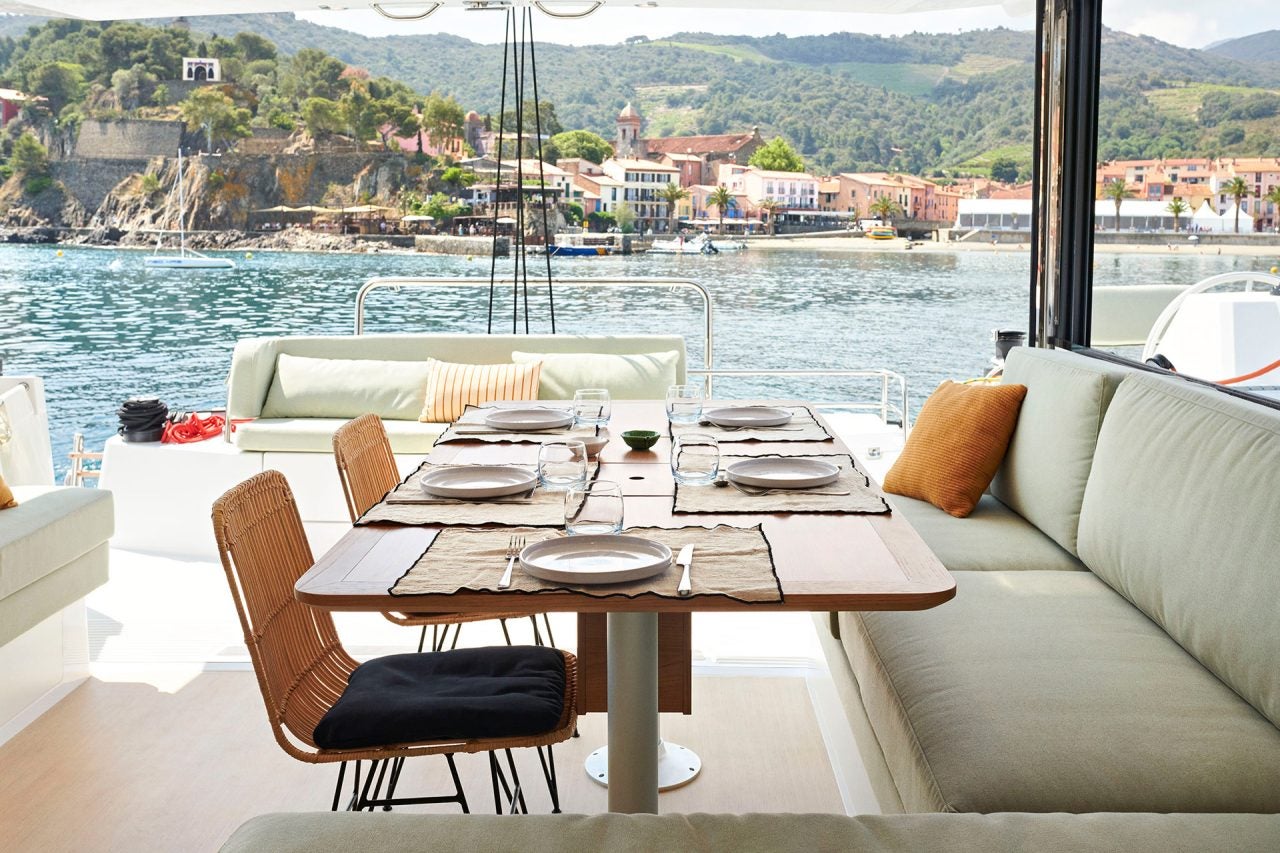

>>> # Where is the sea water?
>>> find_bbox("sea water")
[0,243,1271,477]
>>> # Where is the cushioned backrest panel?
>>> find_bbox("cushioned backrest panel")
[260,354,436,420]
[228,335,687,419]
[1078,373,1280,727]
[990,348,1133,555]
[511,350,681,400]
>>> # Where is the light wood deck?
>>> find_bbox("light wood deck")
[0,673,844,852]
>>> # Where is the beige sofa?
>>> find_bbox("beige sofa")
[821,347,1280,813]
[225,333,688,453]
[221,811,1280,852]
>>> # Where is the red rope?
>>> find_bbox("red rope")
[162,413,225,444]
[1217,357,1280,386]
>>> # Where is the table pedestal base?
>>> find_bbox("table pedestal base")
[585,741,702,791]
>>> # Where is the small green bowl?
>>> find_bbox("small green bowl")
[622,430,660,451]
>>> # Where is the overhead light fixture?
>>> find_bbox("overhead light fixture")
[533,1,604,17]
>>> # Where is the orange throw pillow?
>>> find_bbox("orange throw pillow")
[884,380,1027,518]
[419,359,542,424]
[0,472,16,510]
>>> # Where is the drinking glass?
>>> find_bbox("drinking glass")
[564,480,624,536]
[671,433,720,485]
[537,439,588,491]
[665,383,704,424]
[573,388,611,426]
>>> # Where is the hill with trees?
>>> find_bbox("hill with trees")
[3,13,1279,178]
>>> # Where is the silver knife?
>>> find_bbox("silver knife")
[676,544,694,597]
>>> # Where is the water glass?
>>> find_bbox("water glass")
[537,439,589,491]
[665,383,704,424]
[564,480,624,536]
[573,388,611,426]
[671,433,720,485]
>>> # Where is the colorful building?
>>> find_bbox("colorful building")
[0,88,29,128]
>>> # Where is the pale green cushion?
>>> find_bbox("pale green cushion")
[0,542,108,647]
[0,486,114,600]
[260,354,432,421]
[844,571,1280,813]
[232,418,443,454]
[889,493,1085,572]
[511,350,681,401]
[227,335,688,419]
[990,348,1133,555]
[1078,372,1280,728]
[221,811,1280,853]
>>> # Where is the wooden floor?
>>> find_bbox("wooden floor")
[0,673,842,852]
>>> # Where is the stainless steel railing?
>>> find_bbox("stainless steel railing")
[350,275,908,429]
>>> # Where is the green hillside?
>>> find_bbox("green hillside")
[3,13,1279,176]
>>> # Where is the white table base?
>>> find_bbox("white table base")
[585,741,702,792]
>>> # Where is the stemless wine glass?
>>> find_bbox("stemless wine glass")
[537,439,588,491]
[671,433,720,485]
[573,388,611,426]
[564,480,624,536]
[665,383,704,424]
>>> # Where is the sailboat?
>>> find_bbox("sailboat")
[145,147,235,270]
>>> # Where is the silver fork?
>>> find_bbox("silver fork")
[497,535,524,590]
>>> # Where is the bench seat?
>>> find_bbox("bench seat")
[888,494,1085,573]
[233,418,445,454]
[843,570,1280,814]
[220,811,1280,853]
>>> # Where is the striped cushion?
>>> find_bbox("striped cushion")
[884,380,1027,518]
[418,359,542,424]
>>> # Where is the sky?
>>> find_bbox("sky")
[298,0,1279,50]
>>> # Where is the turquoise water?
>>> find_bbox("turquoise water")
[0,244,1272,477]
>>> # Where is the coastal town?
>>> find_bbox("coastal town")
[1,19,1279,252]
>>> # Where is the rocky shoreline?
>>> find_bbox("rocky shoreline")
[0,224,379,253]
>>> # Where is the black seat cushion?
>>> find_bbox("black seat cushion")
[313,646,567,750]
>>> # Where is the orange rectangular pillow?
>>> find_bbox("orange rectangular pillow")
[0,472,16,510]
[884,380,1027,518]
[419,359,543,424]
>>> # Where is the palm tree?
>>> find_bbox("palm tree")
[1266,186,1280,233]
[708,185,735,234]
[757,199,782,235]
[867,195,900,225]
[1221,176,1252,233]
[1101,180,1133,232]
[1165,196,1189,233]
[657,182,689,235]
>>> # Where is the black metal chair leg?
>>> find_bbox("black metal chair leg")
[382,756,404,811]
[529,615,544,646]
[346,760,362,811]
[537,744,562,814]
[505,749,528,814]
[445,753,469,814]
[450,622,463,650]
[357,759,381,810]
[500,618,513,646]
[417,626,429,653]
[488,752,506,814]
[367,758,391,811]
[541,613,556,647]
[331,761,348,811]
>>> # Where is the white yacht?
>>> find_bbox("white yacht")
[1,1,1279,851]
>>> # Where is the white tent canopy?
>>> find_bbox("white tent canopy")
[1218,202,1254,234]
[1191,200,1228,234]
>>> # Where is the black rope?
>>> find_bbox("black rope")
[519,11,532,333]
[514,13,524,333]
[527,9,555,334]
[488,8,514,334]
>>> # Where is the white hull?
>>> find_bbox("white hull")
[144,256,236,270]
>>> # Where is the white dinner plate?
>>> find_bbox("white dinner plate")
[482,407,574,431]
[418,465,537,499]
[725,458,841,489]
[520,535,673,585]
[702,406,794,428]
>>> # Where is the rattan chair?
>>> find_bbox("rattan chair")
[212,470,577,813]
[332,413,555,652]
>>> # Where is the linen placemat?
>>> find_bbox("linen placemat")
[435,403,598,445]
[674,454,890,515]
[669,404,833,443]
[389,524,783,603]
[356,460,599,528]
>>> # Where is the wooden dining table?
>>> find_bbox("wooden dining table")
[295,400,954,813]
